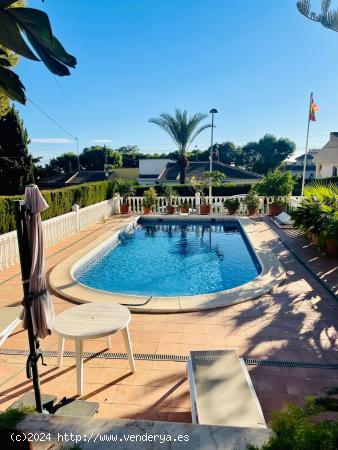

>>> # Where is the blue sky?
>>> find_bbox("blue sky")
[15,0,338,163]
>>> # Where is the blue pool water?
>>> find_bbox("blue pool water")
[75,221,260,297]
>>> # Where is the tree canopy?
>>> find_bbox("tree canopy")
[241,134,295,174]
[43,132,295,179]
[0,105,35,194]
[80,146,122,171]
[44,145,123,175]
[45,152,79,175]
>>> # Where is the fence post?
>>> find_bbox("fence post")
[113,193,120,214]
[195,192,200,214]
[72,204,80,234]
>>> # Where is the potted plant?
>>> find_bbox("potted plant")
[115,178,136,214]
[142,187,157,214]
[243,190,260,215]
[191,171,224,215]
[179,201,190,214]
[163,185,177,214]
[223,198,240,215]
[255,169,294,216]
[322,213,338,255]
[291,198,326,244]
[190,176,209,214]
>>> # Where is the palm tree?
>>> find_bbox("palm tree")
[149,109,211,184]
[297,0,338,32]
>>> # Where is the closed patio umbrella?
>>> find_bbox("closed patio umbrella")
[19,185,55,339]
[15,184,55,413]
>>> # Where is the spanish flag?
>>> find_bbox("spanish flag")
[309,94,319,121]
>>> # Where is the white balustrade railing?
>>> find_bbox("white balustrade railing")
[0,196,120,271]
[0,230,19,272]
[123,194,294,215]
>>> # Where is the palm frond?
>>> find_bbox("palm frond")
[297,0,338,32]
[304,180,338,208]
[149,109,210,155]
[188,123,212,148]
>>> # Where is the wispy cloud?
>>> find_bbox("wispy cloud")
[31,138,73,144]
[92,139,113,144]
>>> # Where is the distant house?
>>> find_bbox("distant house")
[137,159,262,185]
[39,168,139,189]
[284,149,319,180]
[39,171,108,188]
[138,159,174,185]
[108,168,139,180]
[315,132,338,179]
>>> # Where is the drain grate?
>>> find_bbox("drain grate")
[1,348,338,369]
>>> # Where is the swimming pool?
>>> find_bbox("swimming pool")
[75,219,261,297]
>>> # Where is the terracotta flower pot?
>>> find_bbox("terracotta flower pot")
[120,203,130,214]
[180,206,189,214]
[228,207,238,215]
[143,207,150,214]
[166,206,175,215]
[326,239,337,256]
[248,207,257,216]
[199,204,211,215]
[268,203,283,217]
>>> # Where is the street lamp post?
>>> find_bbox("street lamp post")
[209,108,218,203]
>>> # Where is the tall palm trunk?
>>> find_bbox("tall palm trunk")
[179,153,188,184]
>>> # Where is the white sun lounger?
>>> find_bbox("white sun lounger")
[272,212,293,229]
[0,307,22,346]
[187,350,266,428]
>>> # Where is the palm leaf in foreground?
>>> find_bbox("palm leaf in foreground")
[0,1,76,104]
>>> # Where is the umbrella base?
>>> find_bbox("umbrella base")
[7,392,57,412]
[53,398,99,417]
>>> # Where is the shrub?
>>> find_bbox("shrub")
[223,198,240,212]
[255,170,294,201]
[114,178,136,202]
[244,190,260,210]
[163,185,178,205]
[0,407,35,429]
[142,187,158,210]
[291,180,338,243]
[0,180,116,234]
[249,397,338,450]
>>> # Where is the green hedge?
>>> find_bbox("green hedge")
[135,183,253,197]
[0,180,115,234]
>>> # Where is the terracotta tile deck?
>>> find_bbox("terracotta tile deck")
[0,215,338,424]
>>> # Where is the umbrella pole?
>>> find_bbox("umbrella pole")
[15,200,43,413]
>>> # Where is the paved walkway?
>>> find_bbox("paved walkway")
[0,215,337,423]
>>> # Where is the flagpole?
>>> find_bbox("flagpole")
[301,92,313,197]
